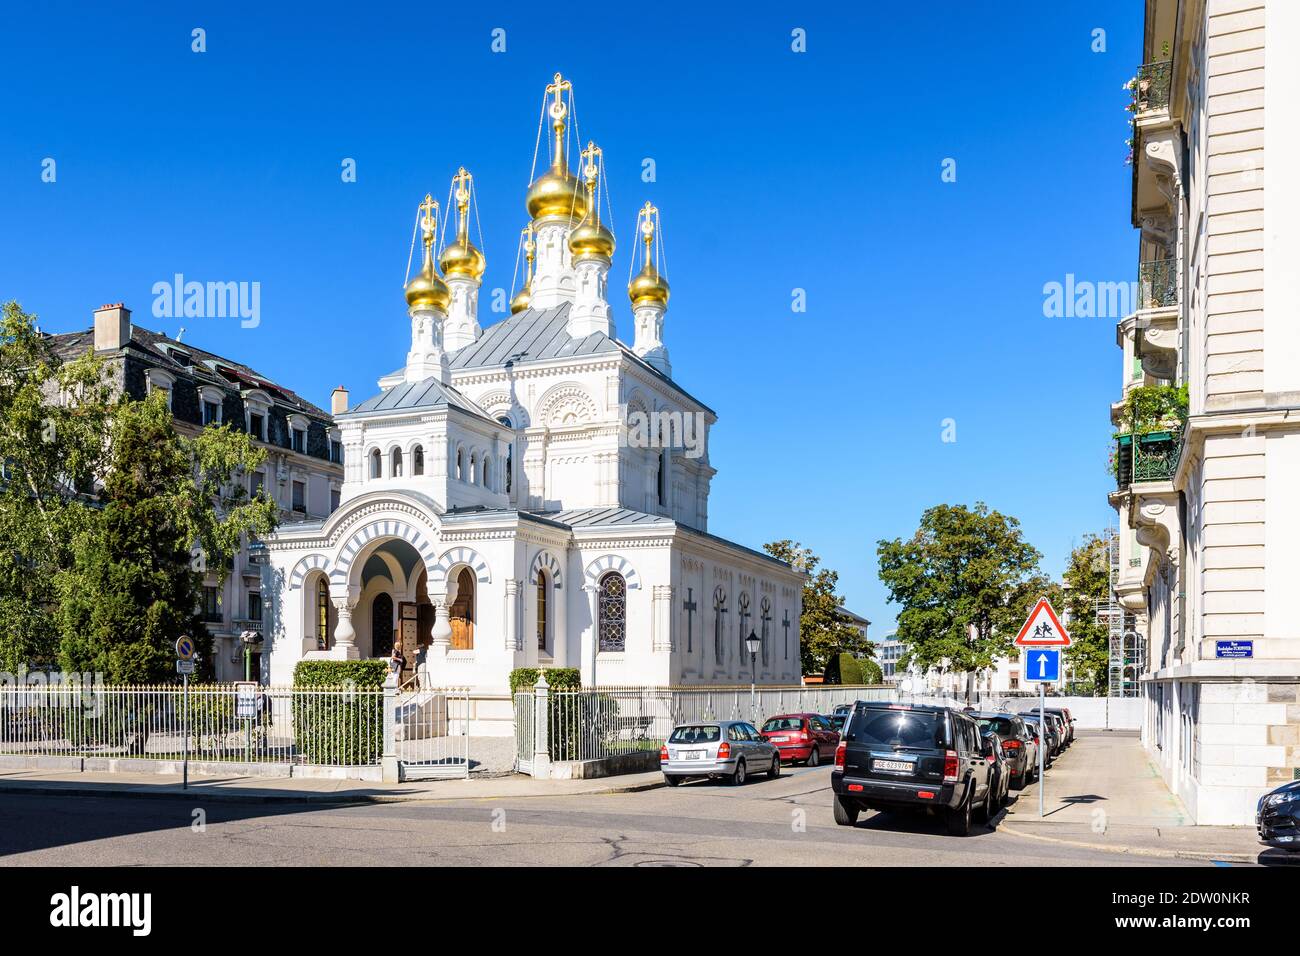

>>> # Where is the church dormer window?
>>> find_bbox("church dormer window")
[391,447,403,478]
[598,572,626,652]
[370,448,382,479]
[412,445,424,476]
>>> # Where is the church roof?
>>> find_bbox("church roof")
[529,507,673,528]
[342,375,497,426]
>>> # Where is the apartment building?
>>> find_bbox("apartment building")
[1110,0,1300,823]
[51,303,344,681]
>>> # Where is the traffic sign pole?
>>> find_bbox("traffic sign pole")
[1038,680,1045,819]
[182,671,189,790]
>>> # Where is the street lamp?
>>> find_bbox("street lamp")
[745,630,760,722]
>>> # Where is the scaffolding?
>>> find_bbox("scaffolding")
[1099,527,1144,697]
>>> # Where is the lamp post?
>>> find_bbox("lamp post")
[745,630,760,723]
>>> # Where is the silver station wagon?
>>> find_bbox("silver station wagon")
[660,720,781,786]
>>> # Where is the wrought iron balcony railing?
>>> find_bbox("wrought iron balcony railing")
[1133,60,1172,113]
[1138,258,1178,310]
[1115,429,1183,490]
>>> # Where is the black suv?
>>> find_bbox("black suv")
[832,702,996,836]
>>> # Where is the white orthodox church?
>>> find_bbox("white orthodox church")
[262,74,804,697]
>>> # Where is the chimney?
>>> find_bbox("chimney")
[331,385,349,416]
[93,303,131,352]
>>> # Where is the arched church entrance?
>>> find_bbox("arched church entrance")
[371,593,395,658]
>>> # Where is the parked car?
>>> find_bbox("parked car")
[760,713,840,766]
[826,713,847,734]
[1045,712,1069,752]
[1019,713,1057,766]
[1257,779,1300,852]
[979,729,1011,814]
[831,701,998,836]
[1045,707,1076,745]
[972,712,1036,789]
[661,720,780,786]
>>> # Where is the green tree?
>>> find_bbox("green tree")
[1059,533,1113,695]
[57,391,279,683]
[0,302,113,671]
[762,540,870,677]
[877,503,1043,703]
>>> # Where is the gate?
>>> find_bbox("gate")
[393,685,470,780]
[513,691,534,775]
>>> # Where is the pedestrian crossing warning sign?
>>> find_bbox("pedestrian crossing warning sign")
[1013,598,1072,647]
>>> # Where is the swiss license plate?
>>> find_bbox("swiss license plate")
[684,750,703,760]
[770,735,789,742]
[873,758,913,773]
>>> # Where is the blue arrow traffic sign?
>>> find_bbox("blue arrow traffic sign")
[1029,649,1060,683]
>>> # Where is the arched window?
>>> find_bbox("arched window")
[317,579,330,650]
[391,447,403,478]
[412,445,424,476]
[372,593,394,658]
[497,417,513,495]
[536,570,548,651]
[656,449,666,506]
[369,449,382,479]
[449,567,475,650]
[455,446,465,481]
[482,455,492,490]
[598,572,627,652]
[469,452,478,485]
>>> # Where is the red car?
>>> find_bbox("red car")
[760,713,840,766]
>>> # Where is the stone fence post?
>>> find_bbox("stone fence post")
[382,673,399,783]
[532,673,551,779]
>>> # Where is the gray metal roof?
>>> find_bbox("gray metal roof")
[448,304,619,370]
[342,375,497,425]
[530,507,674,528]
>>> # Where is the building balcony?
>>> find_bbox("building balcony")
[1132,60,1172,115]
[1114,429,1183,490]
[1135,258,1179,380]
[1137,258,1177,311]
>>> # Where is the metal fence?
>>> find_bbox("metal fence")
[536,684,897,765]
[393,686,470,780]
[0,684,383,767]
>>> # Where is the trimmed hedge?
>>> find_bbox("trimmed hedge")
[824,652,865,685]
[508,667,581,694]
[291,660,386,765]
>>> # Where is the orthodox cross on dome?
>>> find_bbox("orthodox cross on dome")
[683,587,697,653]
[581,141,601,187]
[638,202,658,266]
[453,168,473,238]
[546,72,572,163]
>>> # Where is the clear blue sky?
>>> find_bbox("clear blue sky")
[0,1,1140,634]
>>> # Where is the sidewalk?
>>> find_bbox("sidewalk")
[999,731,1273,864]
[0,767,666,805]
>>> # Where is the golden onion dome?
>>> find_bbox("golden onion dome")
[510,285,532,314]
[568,217,615,261]
[526,165,587,223]
[628,260,670,309]
[439,237,486,281]
[405,256,450,312]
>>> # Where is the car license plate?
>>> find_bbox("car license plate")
[874,758,912,773]
[770,735,789,742]
[684,750,702,760]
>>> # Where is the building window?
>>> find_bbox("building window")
[330,487,340,513]
[292,479,305,513]
[248,592,262,621]
[498,417,513,494]
[203,400,221,426]
[250,470,265,498]
[482,455,492,489]
[248,413,266,441]
[598,572,626,652]
[317,580,330,650]
[370,449,382,479]
[201,585,222,623]
[456,447,465,481]
[292,428,305,453]
[449,567,475,650]
[391,447,403,477]
[330,440,342,464]
[536,571,548,652]
[412,445,424,476]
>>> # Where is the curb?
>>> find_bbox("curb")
[1000,821,1261,864]
[0,776,666,806]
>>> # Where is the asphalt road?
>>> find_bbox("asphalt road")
[0,763,1205,867]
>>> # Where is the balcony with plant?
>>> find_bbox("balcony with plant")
[1111,383,1188,489]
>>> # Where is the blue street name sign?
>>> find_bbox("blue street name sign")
[1030,649,1060,683]
[1215,640,1253,659]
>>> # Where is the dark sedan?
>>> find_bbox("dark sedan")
[1257,780,1300,852]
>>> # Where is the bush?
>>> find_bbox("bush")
[859,659,884,685]
[508,666,581,694]
[291,660,386,765]
[824,651,864,685]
